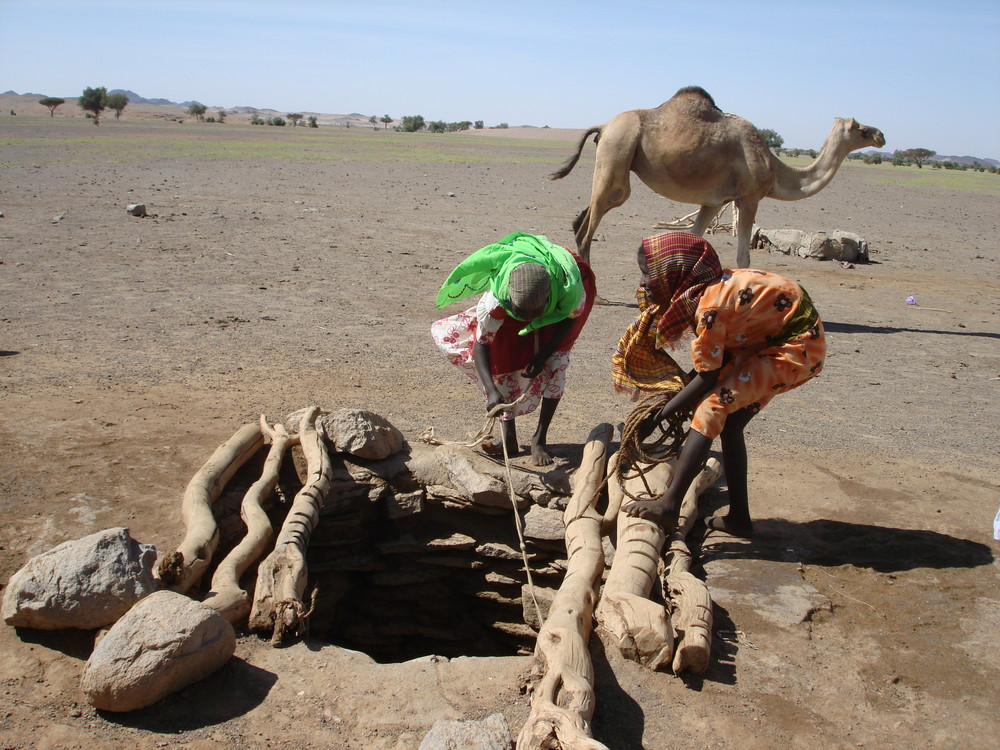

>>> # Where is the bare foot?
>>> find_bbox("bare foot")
[481,436,521,458]
[704,514,754,538]
[622,496,679,530]
[530,443,554,467]
[594,295,610,306]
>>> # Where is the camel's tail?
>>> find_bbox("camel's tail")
[549,126,602,180]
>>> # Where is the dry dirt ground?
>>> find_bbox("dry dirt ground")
[1,105,999,749]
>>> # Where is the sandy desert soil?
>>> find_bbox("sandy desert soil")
[1,109,998,750]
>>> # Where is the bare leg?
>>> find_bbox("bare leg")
[624,428,712,529]
[530,397,559,466]
[501,418,519,457]
[706,407,756,537]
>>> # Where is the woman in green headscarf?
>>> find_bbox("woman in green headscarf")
[432,232,596,466]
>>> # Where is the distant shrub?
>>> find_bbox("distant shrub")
[308,115,318,128]
[270,116,286,127]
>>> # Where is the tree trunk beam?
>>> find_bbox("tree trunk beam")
[665,539,713,675]
[517,424,612,750]
[597,460,673,667]
[157,422,266,594]
[248,407,333,644]
[663,457,722,675]
[204,416,299,624]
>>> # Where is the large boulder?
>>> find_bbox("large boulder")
[80,590,236,711]
[2,527,157,630]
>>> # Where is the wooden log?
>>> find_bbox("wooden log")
[664,457,723,675]
[248,406,333,645]
[597,460,674,670]
[157,422,266,594]
[517,424,613,750]
[203,416,300,624]
[665,540,713,675]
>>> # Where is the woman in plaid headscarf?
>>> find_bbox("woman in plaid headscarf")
[612,232,827,536]
[432,232,596,466]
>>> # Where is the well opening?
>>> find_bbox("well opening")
[212,440,569,663]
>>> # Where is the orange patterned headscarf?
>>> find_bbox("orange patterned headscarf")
[612,232,723,392]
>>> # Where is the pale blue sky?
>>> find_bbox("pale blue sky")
[2,0,998,157]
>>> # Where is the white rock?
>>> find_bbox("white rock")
[418,712,513,749]
[325,408,404,459]
[80,590,236,711]
[523,505,565,542]
[2,527,157,630]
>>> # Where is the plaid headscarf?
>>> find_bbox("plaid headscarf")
[435,232,583,336]
[612,232,723,392]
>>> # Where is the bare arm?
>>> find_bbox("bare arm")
[643,368,720,436]
[473,340,505,414]
[522,318,575,379]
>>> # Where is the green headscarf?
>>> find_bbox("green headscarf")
[435,232,583,335]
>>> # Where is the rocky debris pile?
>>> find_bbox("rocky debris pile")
[751,226,869,262]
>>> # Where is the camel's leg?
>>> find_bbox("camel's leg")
[576,112,641,264]
[734,199,759,268]
[691,204,722,237]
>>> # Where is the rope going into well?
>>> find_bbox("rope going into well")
[420,392,544,626]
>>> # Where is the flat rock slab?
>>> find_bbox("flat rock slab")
[703,556,832,629]
[81,590,236,711]
[2,527,157,630]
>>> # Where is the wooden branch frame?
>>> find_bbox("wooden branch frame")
[597,459,674,670]
[249,406,333,645]
[157,422,266,594]
[517,423,613,750]
[204,416,300,624]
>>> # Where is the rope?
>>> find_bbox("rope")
[420,391,544,626]
[614,390,690,503]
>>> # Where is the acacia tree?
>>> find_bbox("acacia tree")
[380,114,392,129]
[902,148,936,168]
[287,113,303,126]
[400,115,424,132]
[106,92,129,120]
[39,97,65,117]
[78,86,107,125]
[187,102,207,122]
[757,127,784,152]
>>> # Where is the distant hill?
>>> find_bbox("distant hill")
[108,89,177,106]
[867,150,998,168]
[927,154,999,168]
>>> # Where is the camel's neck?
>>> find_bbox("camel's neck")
[768,123,853,201]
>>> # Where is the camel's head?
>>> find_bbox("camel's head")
[840,117,886,150]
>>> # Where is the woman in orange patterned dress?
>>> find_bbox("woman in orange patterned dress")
[611,232,827,536]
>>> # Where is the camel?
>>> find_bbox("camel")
[551,86,885,268]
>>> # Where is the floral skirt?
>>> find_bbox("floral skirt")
[431,308,570,420]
